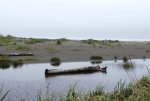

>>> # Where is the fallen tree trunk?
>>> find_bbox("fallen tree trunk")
[0,53,33,56]
[45,66,107,76]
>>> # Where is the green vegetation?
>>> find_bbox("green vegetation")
[107,40,119,43]
[122,62,134,70]
[50,57,61,63]
[145,49,150,53]
[81,39,119,45]
[90,56,103,60]
[47,46,59,53]
[50,57,61,66]
[59,38,70,41]
[81,39,99,44]
[38,75,150,101]
[12,61,23,68]
[16,45,31,51]
[57,39,62,45]
[0,58,23,69]
[123,56,128,62]
[143,56,146,60]
[56,38,70,45]
[72,48,81,51]
[0,86,9,101]
[114,56,117,60]
[0,34,16,46]
[122,56,134,69]
[17,58,38,62]
[25,39,35,44]
[25,38,53,44]
[24,58,38,61]
[0,59,11,69]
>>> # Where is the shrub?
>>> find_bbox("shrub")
[57,39,62,45]
[81,39,99,44]
[114,56,117,60]
[59,38,70,41]
[51,57,60,62]
[87,39,98,44]
[50,57,61,66]
[108,40,120,43]
[90,56,103,60]
[123,56,128,62]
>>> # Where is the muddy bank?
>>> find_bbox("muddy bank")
[0,39,150,63]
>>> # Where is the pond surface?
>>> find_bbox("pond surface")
[0,59,150,101]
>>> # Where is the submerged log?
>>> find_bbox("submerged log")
[45,65,107,76]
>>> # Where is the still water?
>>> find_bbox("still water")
[0,59,150,101]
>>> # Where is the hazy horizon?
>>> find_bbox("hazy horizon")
[0,0,150,40]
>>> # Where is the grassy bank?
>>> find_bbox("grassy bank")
[38,75,150,101]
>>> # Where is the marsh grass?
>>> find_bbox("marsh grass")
[24,58,38,61]
[26,38,53,44]
[145,49,150,53]
[12,61,23,68]
[0,58,23,69]
[37,75,150,101]
[0,86,9,101]
[25,39,35,44]
[40,58,149,101]
[16,45,31,51]
[17,58,38,62]
[0,35,16,46]
[47,47,59,53]
[0,59,12,69]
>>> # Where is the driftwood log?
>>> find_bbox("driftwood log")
[45,66,107,76]
[0,53,33,56]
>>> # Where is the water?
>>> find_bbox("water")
[0,59,150,101]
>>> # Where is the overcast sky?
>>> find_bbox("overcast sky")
[0,0,150,40]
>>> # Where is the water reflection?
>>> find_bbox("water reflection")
[90,60,103,64]
[0,59,150,101]
[0,64,10,69]
[50,62,61,66]
[117,61,136,71]
[0,59,23,70]
[12,61,23,69]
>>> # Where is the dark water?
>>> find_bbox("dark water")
[0,59,150,101]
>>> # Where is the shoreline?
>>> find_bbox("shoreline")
[16,57,149,65]
[0,35,150,64]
